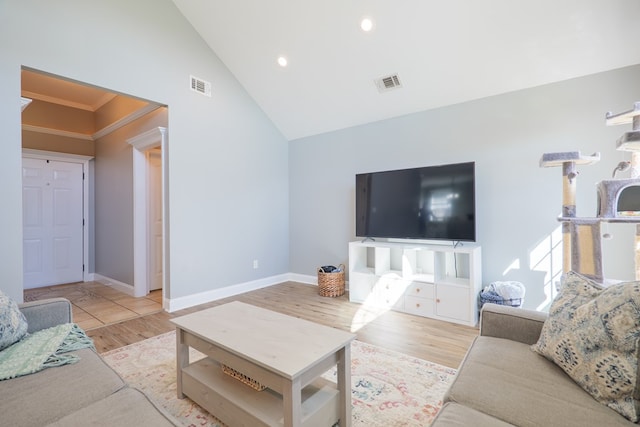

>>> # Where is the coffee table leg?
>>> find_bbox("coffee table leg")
[337,344,352,427]
[282,378,302,427]
[176,328,189,399]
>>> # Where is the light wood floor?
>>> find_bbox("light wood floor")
[28,281,479,368]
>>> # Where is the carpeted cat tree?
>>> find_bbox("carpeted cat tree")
[541,102,640,282]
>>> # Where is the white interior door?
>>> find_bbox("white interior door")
[148,149,163,291]
[23,158,84,288]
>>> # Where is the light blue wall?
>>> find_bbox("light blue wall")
[289,65,640,310]
[0,0,289,302]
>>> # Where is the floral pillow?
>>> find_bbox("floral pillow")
[0,290,28,351]
[532,271,640,421]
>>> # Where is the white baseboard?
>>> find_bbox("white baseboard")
[166,273,290,312]
[93,273,135,296]
[288,273,350,290]
[288,273,317,285]
[90,272,348,313]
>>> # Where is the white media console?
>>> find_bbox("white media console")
[348,240,482,327]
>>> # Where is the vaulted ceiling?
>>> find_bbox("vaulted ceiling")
[172,0,640,140]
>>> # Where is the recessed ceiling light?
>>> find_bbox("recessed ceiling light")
[277,56,288,67]
[360,17,374,32]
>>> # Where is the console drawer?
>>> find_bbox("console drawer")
[406,282,435,299]
[404,295,434,317]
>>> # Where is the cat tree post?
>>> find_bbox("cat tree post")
[540,152,600,276]
[570,220,603,280]
[562,161,576,272]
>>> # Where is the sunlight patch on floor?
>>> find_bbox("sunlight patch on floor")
[350,274,403,333]
[351,303,390,333]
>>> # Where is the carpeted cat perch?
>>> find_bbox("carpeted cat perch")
[541,102,640,282]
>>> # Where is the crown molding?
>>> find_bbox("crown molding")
[22,124,93,140]
[22,148,94,161]
[21,90,99,112]
[127,126,168,150]
[22,103,163,141]
[92,103,161,140]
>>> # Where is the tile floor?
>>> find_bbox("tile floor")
[24,281,163,331]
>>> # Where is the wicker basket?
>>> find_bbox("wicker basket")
[317,264,345,297]
[221,364,266,391]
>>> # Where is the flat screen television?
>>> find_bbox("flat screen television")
[355,162,476,242]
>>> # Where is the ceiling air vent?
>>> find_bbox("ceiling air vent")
[375,74,402,93]
[190,75,212,97]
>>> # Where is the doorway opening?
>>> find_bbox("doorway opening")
[20,67,170,307]
[128,127,169,297]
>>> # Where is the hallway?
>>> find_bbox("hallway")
[24,282,162,331]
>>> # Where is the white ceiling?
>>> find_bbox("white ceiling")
[172,0,640,141]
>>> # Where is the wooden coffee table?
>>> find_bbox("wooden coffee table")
[171,301,356,427]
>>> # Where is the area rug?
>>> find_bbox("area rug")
[102,331,456,426]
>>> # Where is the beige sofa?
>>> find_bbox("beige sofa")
[0,298,178,427]
[431,303,637,427]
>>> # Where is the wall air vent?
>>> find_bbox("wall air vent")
[375,74,402,93]
[190,75,212,97]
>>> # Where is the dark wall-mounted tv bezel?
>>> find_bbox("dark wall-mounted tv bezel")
[355,162,476,242]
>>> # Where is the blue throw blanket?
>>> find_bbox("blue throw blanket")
[0,323,95,380]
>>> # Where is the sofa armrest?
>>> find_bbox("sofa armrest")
[479,303,547,345]
[19,298,73,333]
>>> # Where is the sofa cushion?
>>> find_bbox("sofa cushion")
[45,386,178,426]
[0,290,28,351]
[445,336,635,426]
[0,348,125,426]
[431,402,515,427]
[531,271,640,422]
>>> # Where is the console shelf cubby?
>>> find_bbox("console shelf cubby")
[348,241,482,327]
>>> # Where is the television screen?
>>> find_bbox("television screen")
[355,162,476,241]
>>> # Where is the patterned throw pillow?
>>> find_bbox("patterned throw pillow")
[0,290,28,351]
[532,271,640,421]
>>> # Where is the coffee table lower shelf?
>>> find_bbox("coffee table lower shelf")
[182,357,340,427]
